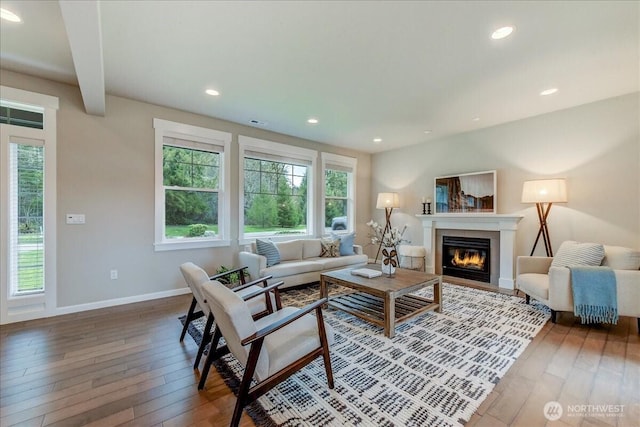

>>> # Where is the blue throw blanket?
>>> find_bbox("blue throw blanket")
[569,266,618,324]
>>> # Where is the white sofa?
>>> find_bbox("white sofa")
[239,238,368,288]
[516,242,640,330]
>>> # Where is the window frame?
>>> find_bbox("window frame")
[1,86,58,324]
[238,135,317,244]
[321,152,357,235]
[153,119,231,251]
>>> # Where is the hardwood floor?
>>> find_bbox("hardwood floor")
[1,286,638,426]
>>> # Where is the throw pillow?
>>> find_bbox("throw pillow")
[332,232,355,256]
[550,241,605,270]
[275,239,303,262]
[256,239,281,267]
[602,245,640,270]
[320,238,340,257]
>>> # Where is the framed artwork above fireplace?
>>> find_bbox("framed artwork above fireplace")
[434,170,496,214]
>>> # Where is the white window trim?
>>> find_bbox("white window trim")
[1,86,58,325]
[238,135,317,244]
[321,152,357,236]
[153,118,231,251]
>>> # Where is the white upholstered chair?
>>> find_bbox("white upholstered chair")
[179,262,210,343]
[199,279,334,427]
[179,262,278,369]
[516,242,640,330]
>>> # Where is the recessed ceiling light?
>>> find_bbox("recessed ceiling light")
[249,119,268,126]
[491,26,514,40]
[205,89,220,96]
[540,88,558,96]
[1,8,21,22]
[424,130,432,134]
[373,138,382,143]
[307,118,318,124]
[472,117,480,122]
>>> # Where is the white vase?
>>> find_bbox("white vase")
[381,245,397,276]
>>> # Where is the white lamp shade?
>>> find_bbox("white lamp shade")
[376,192,400,209]
[521,179,567,203]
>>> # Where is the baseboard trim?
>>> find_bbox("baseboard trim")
[54,287,192,317]
[1,288,192,325]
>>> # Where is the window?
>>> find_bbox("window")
[239,136,317,241]
[1,105,44,129]
[10,142,45,294]
[1,86,58,324]
[153,119,231,250]
[322,153,357,234]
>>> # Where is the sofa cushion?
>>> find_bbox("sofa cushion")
[275,240,303,262]
[262,260,320,278]
[550,241,605,270]
[320,238,340,257]
[256,239,280,267]
[333,232,356,256]
[313,254,369,270]
[517,273,550,301]
[303,239,322,258]
[602,245,640,270]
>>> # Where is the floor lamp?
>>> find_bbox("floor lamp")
[521,179,567,257]
[374,192,400,263]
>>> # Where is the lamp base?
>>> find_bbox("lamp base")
[530,202,554,257]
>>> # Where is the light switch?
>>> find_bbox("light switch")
[66,214,85,224]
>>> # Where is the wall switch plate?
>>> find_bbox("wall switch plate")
[110,270,118,280]
[66,214,85,224]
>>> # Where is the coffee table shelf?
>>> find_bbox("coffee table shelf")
[329,292,439,324]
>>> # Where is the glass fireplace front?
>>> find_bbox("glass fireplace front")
[442,236,490,282]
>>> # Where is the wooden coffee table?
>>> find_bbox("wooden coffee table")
[320,266,441,338]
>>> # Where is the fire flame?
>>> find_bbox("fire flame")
[451,249,485,270]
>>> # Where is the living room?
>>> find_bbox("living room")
[1,1,638,426]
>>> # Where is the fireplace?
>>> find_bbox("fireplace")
[419,214,523,289]
[442,236,490,282]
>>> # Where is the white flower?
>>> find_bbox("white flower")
[366,220,408,247]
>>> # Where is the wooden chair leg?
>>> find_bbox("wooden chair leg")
[198,327,225,390]
[194,314,214,369]
[230,339,264,427]
[315,307,334,388]
[180,297,198,342]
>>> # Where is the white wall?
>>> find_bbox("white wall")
[0,69,372,311]
[371,93,640,257]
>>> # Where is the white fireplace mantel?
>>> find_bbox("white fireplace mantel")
[416,214,524,289]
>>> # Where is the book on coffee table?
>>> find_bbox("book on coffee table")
[351,268,382,278]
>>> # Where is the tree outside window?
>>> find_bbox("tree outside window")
[322,153,356,234]
[244,158,307,235]
[163,145,220,239]
[13,143,45,293]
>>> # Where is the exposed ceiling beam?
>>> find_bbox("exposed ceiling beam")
[59,0,105,116]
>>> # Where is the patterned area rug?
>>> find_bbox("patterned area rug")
[182,282,549,426]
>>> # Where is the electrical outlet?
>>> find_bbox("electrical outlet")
[110,269,118,280]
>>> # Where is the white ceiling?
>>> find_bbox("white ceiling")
[1,1,638,153]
